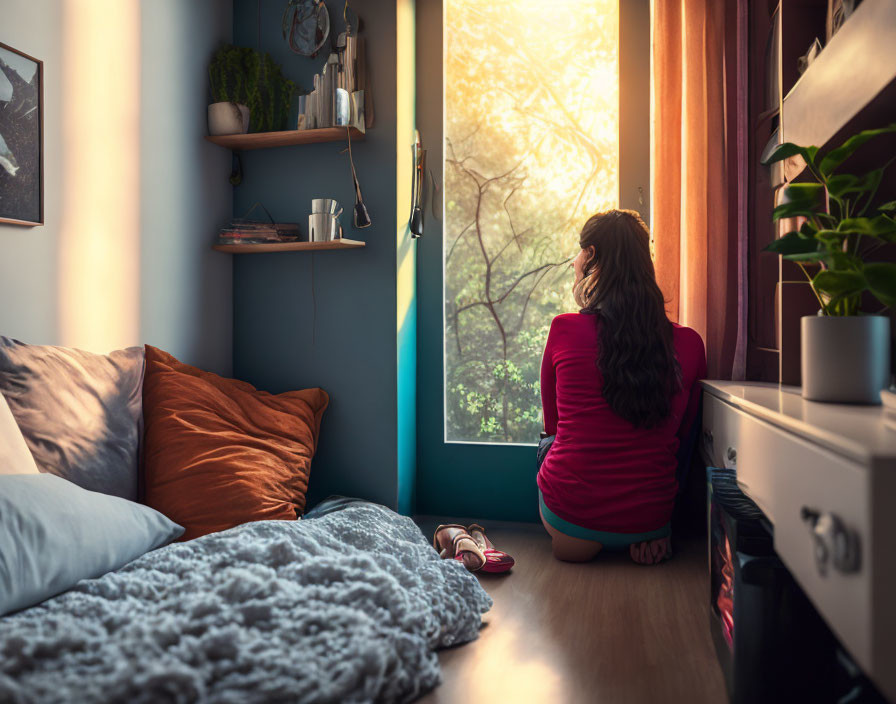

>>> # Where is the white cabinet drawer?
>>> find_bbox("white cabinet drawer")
[746,415,870,669]
[702,394,773,515]
[701,394,741,470]
[704,393,872,672]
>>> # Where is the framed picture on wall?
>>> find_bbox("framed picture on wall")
[0,42,43,226]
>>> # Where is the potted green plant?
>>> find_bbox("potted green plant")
[208,45,298,136]
[763,124,896,404]
[208,45,251,135]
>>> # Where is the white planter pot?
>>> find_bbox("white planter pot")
[207,102,249,136]
[801,314,890,404]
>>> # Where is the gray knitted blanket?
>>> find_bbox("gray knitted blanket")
[0,504,492,703]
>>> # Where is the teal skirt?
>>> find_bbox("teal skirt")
[538,490,670,550]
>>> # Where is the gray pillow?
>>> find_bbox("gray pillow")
[0,473,183,616]
[0,337,144,500]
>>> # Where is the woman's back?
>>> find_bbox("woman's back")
[537,312,706,534]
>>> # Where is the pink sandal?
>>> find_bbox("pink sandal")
[463,524,514,573]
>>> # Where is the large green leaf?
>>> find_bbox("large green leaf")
[812,270,866,298]
[783,251,826,262]
[818,124,896,175]
[764,230,822,256]
[879,201,896,212]
[799,220,818,236]
[825,174,859,198]
[861,168,885,194]
[857,164,893,216]
[812,231,849,258]
[772,183,826,221]
[837,215,896,237]
[826,250,861,271]
[762,142,818,166]
[826,170,884,200]
[784,182,825,201]
[864,262,896,308]
[772,201,818,222]
[878,215,896,243]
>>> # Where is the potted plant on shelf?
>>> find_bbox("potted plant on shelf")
[763,124,896,404]
[208,45,298,136]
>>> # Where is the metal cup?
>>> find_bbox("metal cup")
[311,198,341,215]
[309,213,342,241]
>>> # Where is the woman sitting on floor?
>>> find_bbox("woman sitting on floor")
[537,209,706,565]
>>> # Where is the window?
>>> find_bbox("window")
[444,0,621,443]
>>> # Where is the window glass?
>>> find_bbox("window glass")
[444,0,620,443]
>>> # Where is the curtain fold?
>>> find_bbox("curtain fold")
[652,0,743,380]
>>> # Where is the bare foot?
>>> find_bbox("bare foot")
[629,536,672,565]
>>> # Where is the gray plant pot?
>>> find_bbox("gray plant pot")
[801,314,890,404]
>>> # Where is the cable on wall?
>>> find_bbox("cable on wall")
[310,251,317,346]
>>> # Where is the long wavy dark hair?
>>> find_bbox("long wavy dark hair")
[573,209,681,428]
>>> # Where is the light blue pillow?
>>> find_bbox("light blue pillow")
[0,474,183,616]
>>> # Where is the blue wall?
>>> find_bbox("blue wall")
[140,0,234,375]
[232,0,416,511]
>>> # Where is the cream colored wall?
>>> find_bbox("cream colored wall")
[0,0,232,373]
[57,0,141,351]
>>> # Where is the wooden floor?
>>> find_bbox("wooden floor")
[415,518,727,704]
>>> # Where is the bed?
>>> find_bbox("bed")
[0,339,491,702]
[0,499,492,703]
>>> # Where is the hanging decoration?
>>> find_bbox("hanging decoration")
[282,0,330,57]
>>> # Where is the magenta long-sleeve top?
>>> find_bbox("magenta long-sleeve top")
[537,312,707,533]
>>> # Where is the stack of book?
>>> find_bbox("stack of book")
[217,221,301,245]
[298,32,368,132]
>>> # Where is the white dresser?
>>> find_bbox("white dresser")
[701,381,896,702]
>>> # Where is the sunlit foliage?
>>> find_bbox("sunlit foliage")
[445,0,619,443]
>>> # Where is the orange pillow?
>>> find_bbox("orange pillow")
[142,345,328,540]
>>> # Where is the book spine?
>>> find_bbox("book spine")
[313,74,321,128]
[321,66,330,127]
[330,71,337,127]
[297,94,307,130]
[357,37,373,129]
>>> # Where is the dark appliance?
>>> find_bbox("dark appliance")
[707,467,884,704]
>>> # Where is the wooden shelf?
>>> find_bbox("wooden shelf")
[212,239,365,253]
[205,127,365,151]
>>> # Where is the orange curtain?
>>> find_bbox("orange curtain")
[652,0,739,379]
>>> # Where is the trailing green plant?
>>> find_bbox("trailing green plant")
[763,124,896,316]
[208,44,298,132]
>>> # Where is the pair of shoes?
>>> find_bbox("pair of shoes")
[433,524,514,574]
[467,524,514,573]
